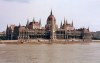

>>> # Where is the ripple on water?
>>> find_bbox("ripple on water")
[0,42,100,63]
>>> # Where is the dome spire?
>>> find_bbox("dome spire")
[50,9,53,15]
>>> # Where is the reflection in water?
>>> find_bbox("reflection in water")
[0,43,100,63]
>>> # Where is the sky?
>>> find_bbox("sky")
[0,0,100,32]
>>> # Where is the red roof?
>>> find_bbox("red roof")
[29,21,40,26]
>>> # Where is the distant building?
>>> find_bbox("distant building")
[0,31,6,40]
[92,31,100,40]
[6,10,92,40]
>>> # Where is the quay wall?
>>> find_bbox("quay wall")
[0,39,93,44]
[0,40,18,44]
[92,40,100,42]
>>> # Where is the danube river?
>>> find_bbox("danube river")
[0,42,100,63]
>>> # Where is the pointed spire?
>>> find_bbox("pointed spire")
[64,18,66,25]
[7,24,8,27]
[50,9,53,15]
[39,19,41,26]
[66,19,68,25]
[19,22,21,27]
[60,21,62,28]
[88,27,89,31]
[26,19,29,27]
[27,19,29,25]
[72,20,73,26]
[33,17,35,22]
[7,24,9,29]
[6,24,9,32]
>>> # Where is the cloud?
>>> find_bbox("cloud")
[3,0,32,3]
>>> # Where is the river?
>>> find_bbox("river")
[0,42,100,63]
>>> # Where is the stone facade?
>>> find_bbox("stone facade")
[6,10,92,41]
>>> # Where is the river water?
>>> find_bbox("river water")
[0,42,100,63]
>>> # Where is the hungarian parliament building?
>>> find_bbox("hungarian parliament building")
[6,10,92,40]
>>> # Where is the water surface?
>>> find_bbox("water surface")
[0,43,100,63]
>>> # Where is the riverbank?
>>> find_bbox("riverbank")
[0,39,95,44]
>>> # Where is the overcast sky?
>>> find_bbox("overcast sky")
[0,0,100,32]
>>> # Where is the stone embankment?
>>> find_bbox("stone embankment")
[0,40,18,44]
[0,39,92,44]
[92,40,100,42]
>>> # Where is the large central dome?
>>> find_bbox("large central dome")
[45,10,58,30]
[47,10,56,21]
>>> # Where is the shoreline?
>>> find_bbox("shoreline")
[0,39,98,44]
